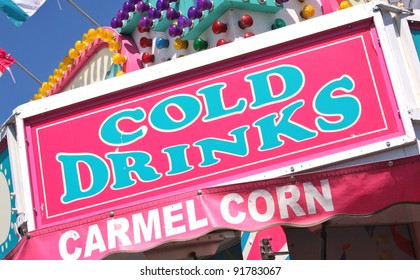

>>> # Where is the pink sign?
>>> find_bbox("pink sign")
[6,154,420,260]
[26,24,404,227]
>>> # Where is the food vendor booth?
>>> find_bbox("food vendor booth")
[2,0,420,260]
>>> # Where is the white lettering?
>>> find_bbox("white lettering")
[248,189,275,222]
[276,185,305,219]
[107,218,132,249]
[59,230,82,260]
[186,199,208,230]
[163,202,186,237]
[132,209,162,243]
[304,179,334,214]
[84,224,106,258]
[220,193,246,224]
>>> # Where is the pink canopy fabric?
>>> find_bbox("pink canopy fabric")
[6,154,420,260]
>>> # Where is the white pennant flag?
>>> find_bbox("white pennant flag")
[0,0,46,27]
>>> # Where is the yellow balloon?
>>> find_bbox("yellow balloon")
[54,68,64,78]
[75,40,87,52]
[59,62,68,72]
[104,31,115,43]
[63,55,74,66]
[108,41,121,51]
[95,27,103,38]
[112,53,126,64]
[48,75,58,85]
[116,70,125,76]
[87,28,97,42]
[68,48,80,59]
[41,81,52,92]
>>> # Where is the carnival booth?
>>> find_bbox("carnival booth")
[2,0,420,260]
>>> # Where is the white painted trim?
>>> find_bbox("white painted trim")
[13,116,35,231]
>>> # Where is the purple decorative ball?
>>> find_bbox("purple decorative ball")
[136,1,150,13]
[110,17,123,28]
[148,8,162,19]
[116,9,129,20]
[196,0,213,11]
[139,16,153,28]
[187,6,203,20]
[156,0,170,11]
[168,24,183,37]
[178,15,193,28]
[166,8,180,20]
[123,1,136,12]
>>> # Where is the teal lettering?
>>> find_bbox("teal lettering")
[194,126,249,167]
[106,152,162,190]
[162,144,194,175]
[246,65,304,109]
[253,100,317,151]
[57,153,109,204]
[197,83,246,121]
[314,75,360,131]
[99,107,147,146]
[149,94,201,132]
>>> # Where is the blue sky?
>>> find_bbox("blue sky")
[0,0,125,125]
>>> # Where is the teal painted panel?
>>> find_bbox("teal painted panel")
[411,28,420,60]
[0,146,19,259]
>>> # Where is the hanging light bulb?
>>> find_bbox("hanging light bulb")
[140,37,153,48]
[174,38,188,50]
[300,4,315,19]
[271,18,286,29]
[238,14,253,29]
[193,38,208,51]
[338,0,352,10]
[244,32,254,38]
[141,52,155,63]
[216,38,229,46]
[156,37,170,49]
[212,20,228,34]
[137,24,151,33]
